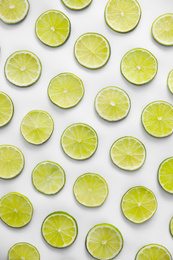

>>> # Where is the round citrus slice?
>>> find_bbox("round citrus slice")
[61,0,92,10]
[158,157,173,194]
[86,223,123,260]
[141,101,173,138]
[121,186,157,224]
[135,244,172,260]
[105,0,141,33]
[0,91,14,127]
[41,211,78,248]
[35,10,70,47]
[61,123,98,160]
[167,69,173,94]
[74,33,110,69]
[0,192,33,228]
[8,242,40,260]
[120,48,158,85]
[48,73,84,109]
[170,217,173,237]
[110,136,146,171]
[20,110,54,145]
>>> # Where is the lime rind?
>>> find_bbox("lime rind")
[135,244,172,260]
[167,69,173,94]
[170,217,173,237]
[0,91,14,127]
[8,242,40,260]
[61,0,92,10]
[158,157,173,194]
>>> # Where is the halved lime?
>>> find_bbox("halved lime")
[170,217,173,237]
[152,14,173,46]
[86,223,123,260]
[120,48,158,85]
[74,33,110,69]
[35,10,70,47]
[158,157,173,194]
[5,50,42,87]
[8,242,40,260]
[0,91,14,127]
[95,86,131,121]
[20,110,54,145]
[61,0,92,10]
[110,136,146,171]
[105,0,141,33]
[32,161,66,195]
[61,123,98,160]
[135,244,172,260]
[121,186,157,224]
[41,211,78,248]
[141,101,173,138]
[0,0,29,24]
[167,70,173,94]
[48,73,84,109]
[0,192,33,228]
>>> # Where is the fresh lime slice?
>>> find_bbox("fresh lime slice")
[35,10,70,47]
[20,110,54,145]
[5,50,41,87]
[158,157,173,194]
[73,173,108,207]
[152,14,173,46]
[74,33,110,69]
[105,0,141,33]
[32,161,66,195]
[61,0,92,10]
[167,70,173,94]
[0,145,24,179]
[95,86,131,121]
[141,101,173,138]
[48,73,84,109]
[86,223,123,260]
[0,192,33,228]
[120,48,158,85]
[110,136,146,171]
[0,91,14,127]
[41,211,78,248]
[8,242,40,260]
[121,186,157,224]
[170,217,173,237]
[135,244,172,260]
[0,0,29,24]
[61,123,98,160]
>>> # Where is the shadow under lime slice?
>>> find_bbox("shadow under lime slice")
[0,91,14,127]
[8,242,40,260]
[135,244,172,260]
[158,157,173,194]
[61,0,92,10]
[167,69,173,94]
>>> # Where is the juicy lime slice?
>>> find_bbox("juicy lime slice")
[41,211,78,248]
[32,161,66,195]
[158,157,173,194]
[170,217,173,237]
[152,13,173,46]
[141,101,173,138]
[0,192,33,228]
[86,223,123,260]
[61,123,98,160]
[0,0,29,24]
[74,33,110,69]
[95,86,131,121]
[0,145,24,179]
[20,110,54,145]
[48,73,84,109]
[5,50,41,87]
[121,186,157,224]
[121,48,158,85]
[0,91,14,127]
[105,0,141,33]
[73,173,109,207]
[8,242,40,260]
[61,0,92,10]
[35,10,70,47]
[135,244,172,260]
[110,136,146,171]
[167,70,173,94]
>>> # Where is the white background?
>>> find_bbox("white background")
[0,0,173,259]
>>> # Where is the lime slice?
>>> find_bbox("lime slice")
[121,186,157,224]
[61,0,92,10]
[8,242,40,260]
[110,136,146,171]
[48,73,84,109]
[120,48,158,85]
[105,0,141,33]
[0,91,14,127]
[0,145,24,179]
[151,14,173,46]
[95,86,131,121]
[0,192,33,228]
[0,0,29,24]
[73,173,109,207]
[5,50,42,87]
[158,157,173,194]
[167,70,173,94]
[74,33,110,69]
[135,244,172,260]
[20,110,54,145]
[141,101,173,138]
[170,217,173,237]
[86,223,123,260]
[32,161,66,195]
[41,211,78,248]
[35,10,70,47]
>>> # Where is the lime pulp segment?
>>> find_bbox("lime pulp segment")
[61,0,92,10]
[8,242,40,260]
[0,91,14,127]
[170,218,173,237]
[167,70,173,94]
[135,244,172,260]
[158,157,173,194]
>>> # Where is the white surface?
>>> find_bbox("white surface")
[0,0,173,259]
